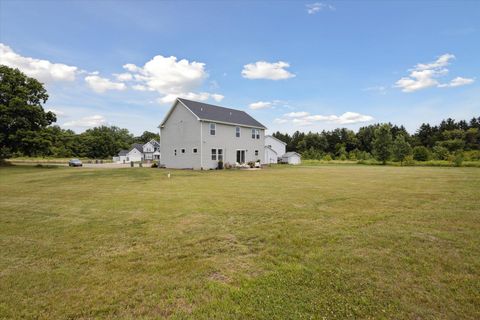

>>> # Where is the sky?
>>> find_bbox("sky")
[1,0,479,135]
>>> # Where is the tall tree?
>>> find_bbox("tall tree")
[0,65,56,158]
[372,124,393,164]
[392,134,412,165]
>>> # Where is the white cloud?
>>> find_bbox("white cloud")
[0,43,78,83]
[284,111,310,118]
[273,118,288,124]
[363,86,387,95]
[123,55,223,104]
[438,76,475,88]
[306,2,335,14]
[279,111,373,126]
[241,61,295,80]
[85,75,127,93]
[211,94,225,102]
[114,72,133,81]
[157,92,224,105]
[249,101,272,110]
[63,115,107,128]
[395,54,474,92]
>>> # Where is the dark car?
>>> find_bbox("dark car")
[68,159,83,167]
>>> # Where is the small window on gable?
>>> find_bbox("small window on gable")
[193,148,198,153]
[210,123,216,135]
[181,148,185,154]
[255,150,259,156]
[251,128,255,139]
[174,149,177,156]
[236,127,240,138]
[211,148,217,160]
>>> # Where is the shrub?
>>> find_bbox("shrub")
[224,162,233,169]
[413,146,430,161]
[247,161,255,168]
[323,154,333,161]
[432,145,450,160]
[151,162,158,168]
[452,152,464,167]
[404,155,415,166]
[217,160,224,170]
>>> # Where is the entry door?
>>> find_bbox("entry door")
[236,150,245,163]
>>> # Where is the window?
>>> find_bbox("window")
[174,149,177,156]
[218,149,223,161]
[210,123,216,135]
[256,129,260,139]
[255,150,259,156]
[211,148,217,160]
[181,148,185,154]
[251,128,255,139]
[236,127,240,138]
[193,148,198,153]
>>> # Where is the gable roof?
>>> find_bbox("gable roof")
[266,135,287,145]
[283,152,301,158]
[160,98,266,129]
[143,139,160,148]
[130,143,144,153]
[118,150,128,156]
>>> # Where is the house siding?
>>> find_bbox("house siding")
[200,121,265,169]
[160,101,202,169]
[265,136,286,160]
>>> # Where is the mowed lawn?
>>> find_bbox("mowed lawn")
[0,165,479,319]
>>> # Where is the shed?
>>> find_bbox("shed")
[281,152,301,165]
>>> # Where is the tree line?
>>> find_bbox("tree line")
[272,117,480,164]
[0,65,158,160]
[1,65,479,163]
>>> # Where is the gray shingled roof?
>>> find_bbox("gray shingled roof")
[131,143,144,153]
[178,98,266,129]
[118,150,128,156]
[283,152,301,157]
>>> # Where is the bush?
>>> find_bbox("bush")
[247,161,255,168]
[217,160,224,170]
[323,154,333,161]
[151,162,158,168]
[432,145,449,160]
[224,162,233,169]
[452,152,464,167]
[413,146,430,161]
[404,155,415,166]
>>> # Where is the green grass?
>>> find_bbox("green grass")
[1,165,479,319]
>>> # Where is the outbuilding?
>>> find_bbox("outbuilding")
[281,152,301,165]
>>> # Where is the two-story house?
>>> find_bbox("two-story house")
[159,98,266,169]
[143,139,160,161]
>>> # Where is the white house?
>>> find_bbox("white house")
[143,139,160,161]
[281,152,302,165]
[265,135,287,164]
[159,98,266,169]
[113,143,149,163]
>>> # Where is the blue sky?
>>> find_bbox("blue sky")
[1,0,479,135]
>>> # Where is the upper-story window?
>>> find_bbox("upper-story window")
[210,123,216,135]
[236,127,240,138]
[252,128,260,139]
[251,128,255,139]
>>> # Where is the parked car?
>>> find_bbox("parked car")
[68,159,83,167]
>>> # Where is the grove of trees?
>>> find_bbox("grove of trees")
[273,116,480,164]
[0,65,158,160]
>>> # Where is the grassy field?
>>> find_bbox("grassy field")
[0,165,479,319]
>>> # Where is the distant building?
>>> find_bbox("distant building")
[281,152,301,165]
[113,141,160,163]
